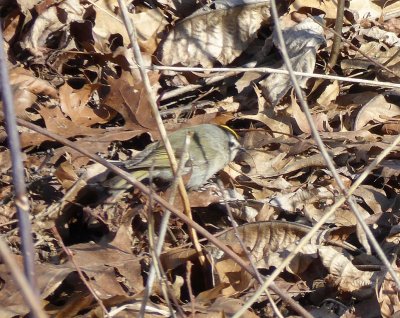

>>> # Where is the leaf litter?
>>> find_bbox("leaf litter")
[1,0,400,317]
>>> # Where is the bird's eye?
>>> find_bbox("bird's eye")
[228,141,236,148]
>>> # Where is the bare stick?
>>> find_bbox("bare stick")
[145,197,176,318]
[0,238,47,318]
[140,132,192,317]
[0,21,38,300]
[328,0,345,68]
[152,65,400,89]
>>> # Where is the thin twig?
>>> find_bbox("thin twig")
[152,65,400,89]
[146,198,176,318]
[140,132,193,317]
[51,227,110,317]
[116,0,204,284]
[265,289,285,318]
[217,181,263,284]
[186,261,195,318]
[0,21,38,299]
[160,72,236,101]
[0,238,47,318]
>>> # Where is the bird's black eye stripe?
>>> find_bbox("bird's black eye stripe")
[228,141,235,147]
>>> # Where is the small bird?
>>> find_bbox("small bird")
[105,124,242,196]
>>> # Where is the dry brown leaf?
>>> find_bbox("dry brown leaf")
[202,298,259,318]
[62,243,142,296]
[3,10,23,42]
[59,83,113,126]
[210,221,325,268]
[160,248,198,271]
[353,185,392,214]
[16,0,42,13]
[0,149,12,174]
[270,186,333,211]
[157,0,202,17]
[159,2,270,67]
[54,161,79,189]
[379,159,400,179]
[37,105,101,138]
[242,86,292,136]
[103,71,160,130]
[214,257,254,295]
[383,16,400,33]
[359,26,399,46]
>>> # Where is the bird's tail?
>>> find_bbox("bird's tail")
[104,170,149,200]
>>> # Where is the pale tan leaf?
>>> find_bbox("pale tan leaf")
[319,246,375,293]
[54,161,80,190]
[349,0,382,21]
[21,0,85,55]
[160,2,270,67]
[354,95,400,130]
[378,261,400,318]
[16,0,42,13]
[359,26,399,46]
[316,80,339,106]
[92,2,167,54]
[260,17,325,105]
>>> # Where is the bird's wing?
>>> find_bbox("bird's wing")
[124,144,190,170]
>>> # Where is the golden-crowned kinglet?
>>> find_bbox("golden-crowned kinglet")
[105,124,242,195]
